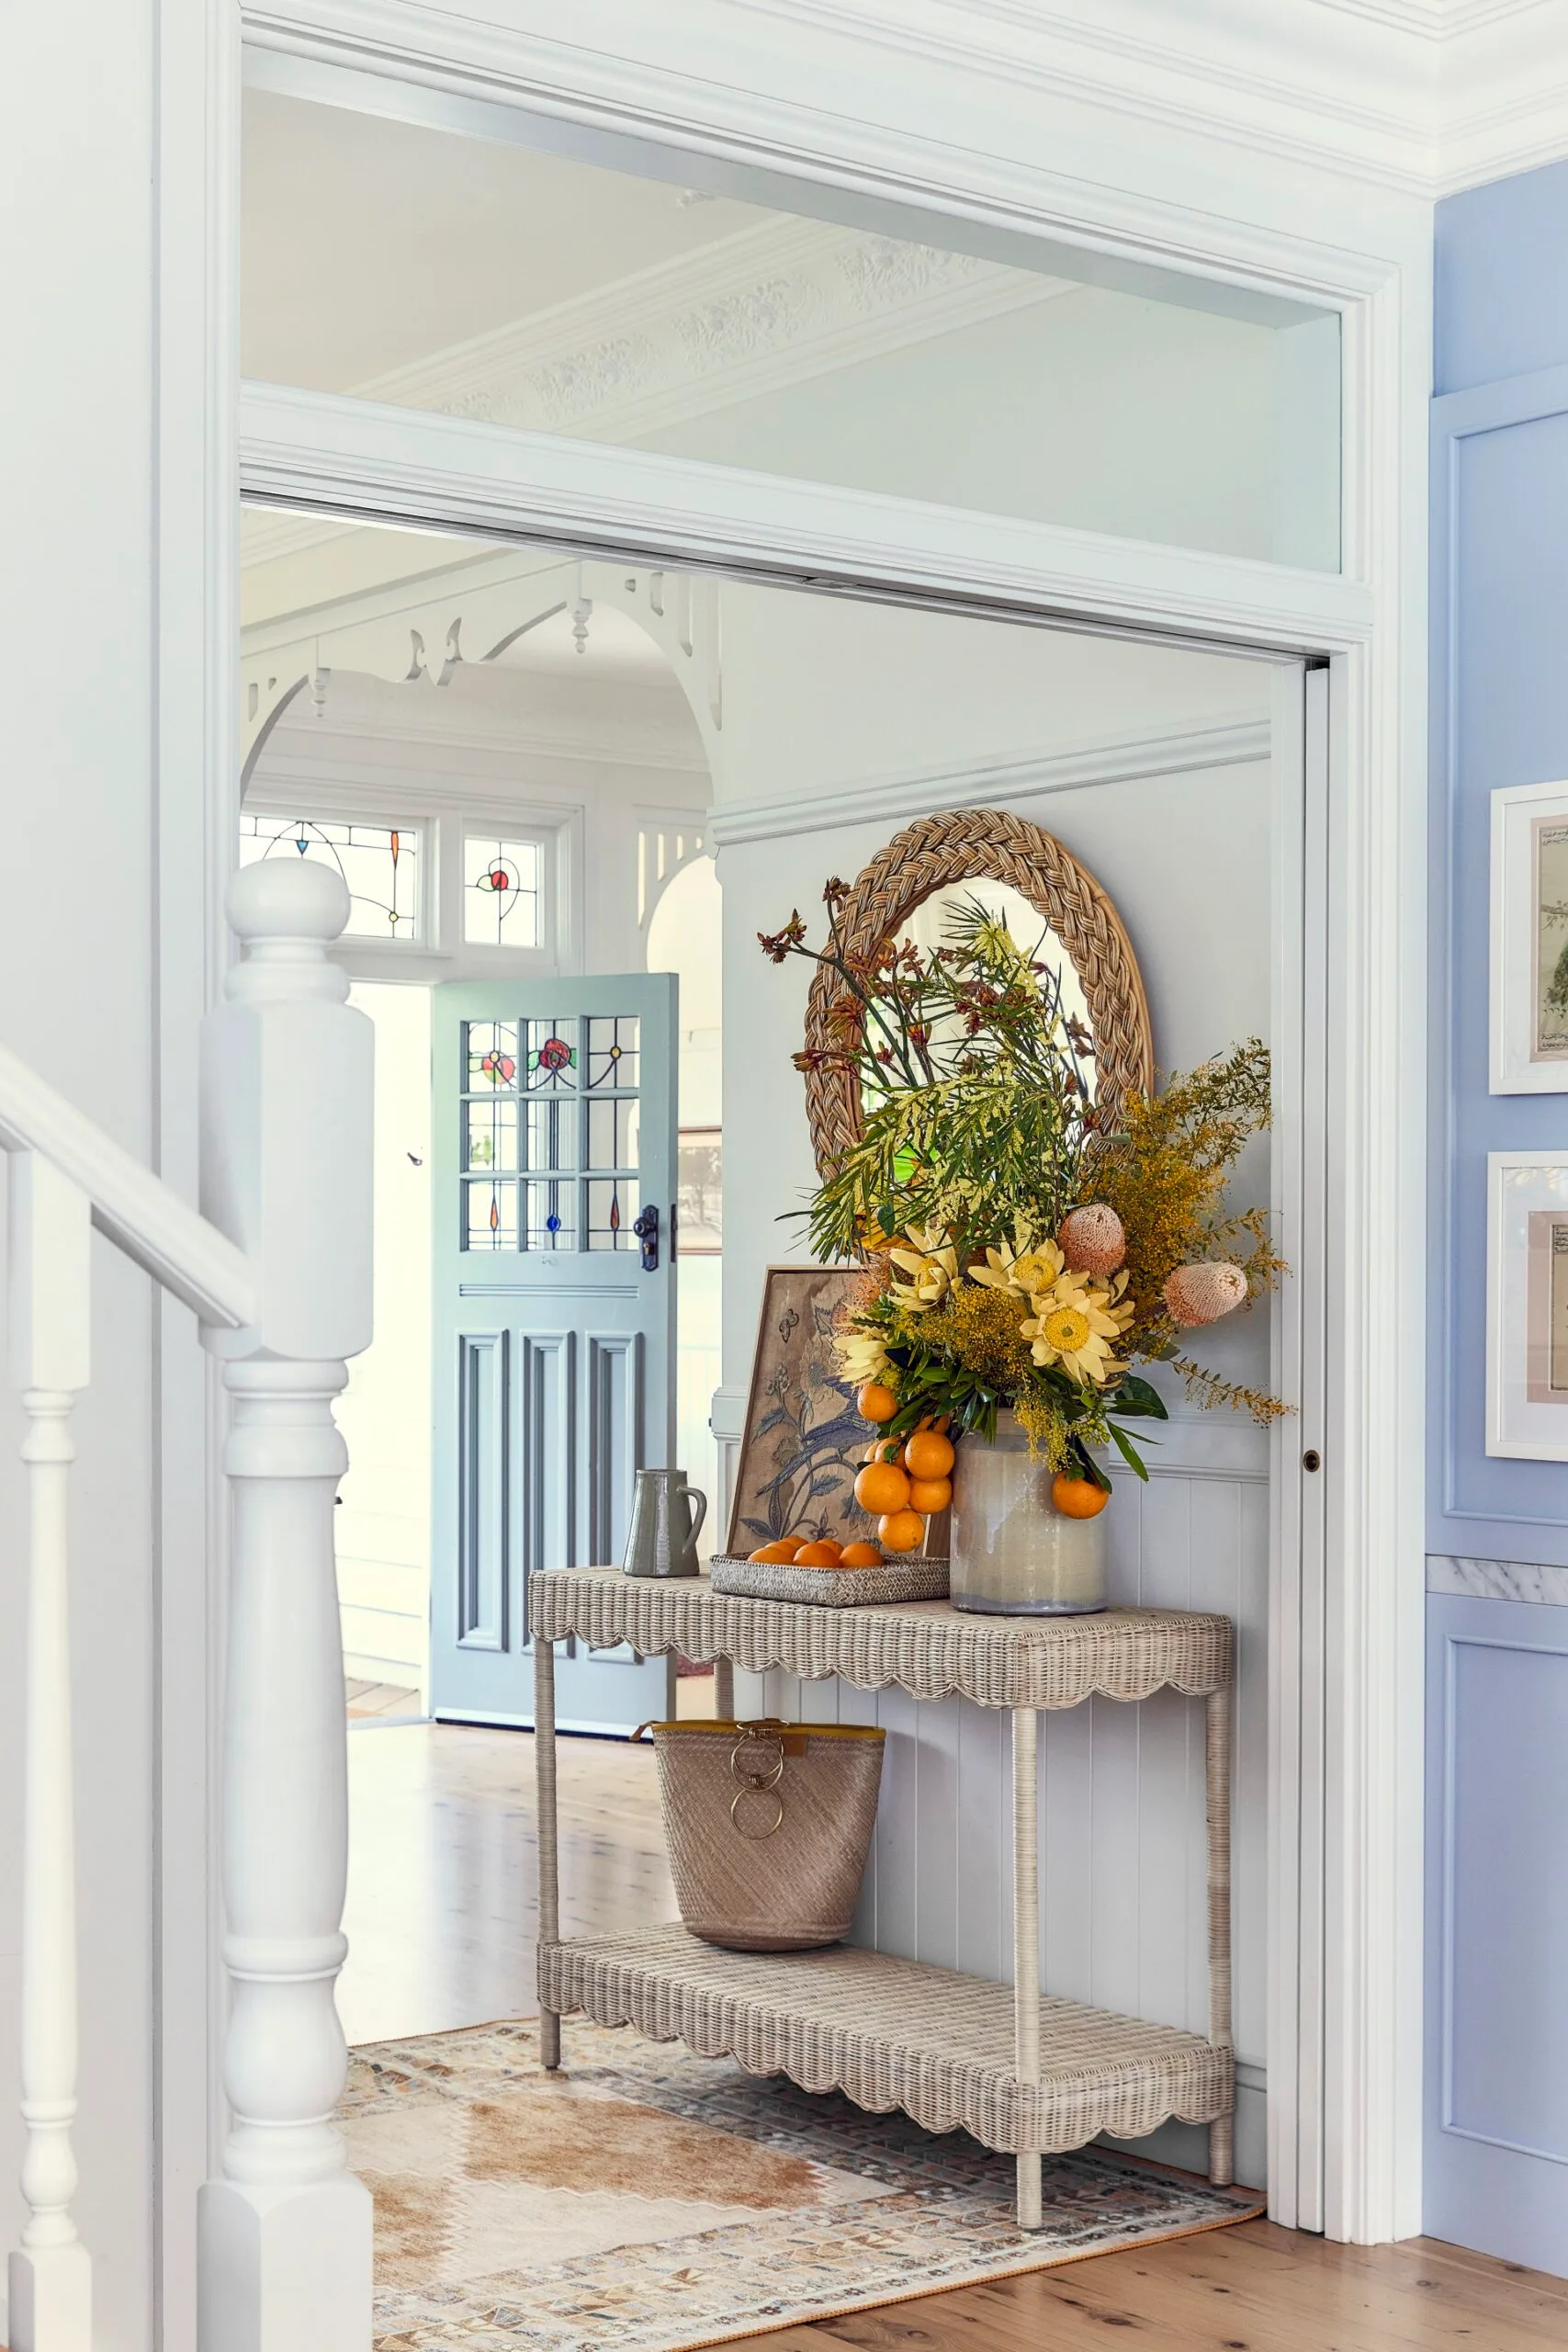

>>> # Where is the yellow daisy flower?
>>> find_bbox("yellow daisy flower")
[969,1226,1066,1298]
[835,1329,893,1386]
[888,1224,960,1310]
[1021,1272,1129,1385]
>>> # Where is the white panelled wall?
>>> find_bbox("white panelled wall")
[714,582,1276,2187]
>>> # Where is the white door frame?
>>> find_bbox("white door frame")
[156,17,1427,2318]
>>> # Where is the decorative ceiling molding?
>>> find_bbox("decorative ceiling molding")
[358,213,1070,437]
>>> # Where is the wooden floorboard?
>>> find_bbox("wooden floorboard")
[343,1721,1567,2346]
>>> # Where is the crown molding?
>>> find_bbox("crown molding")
[694,0,1568,195]
[707,714,1270,847]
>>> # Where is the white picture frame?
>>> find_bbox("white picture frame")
[1489,779,1568,1091]
[1486,1150,1568,1459]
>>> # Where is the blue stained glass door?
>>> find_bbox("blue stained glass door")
[431,975,679,1732]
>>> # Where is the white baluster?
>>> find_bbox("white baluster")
[197,858,374,2352]
[6,1154,92,2352]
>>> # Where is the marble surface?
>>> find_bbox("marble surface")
[1427,1555,1568,1608]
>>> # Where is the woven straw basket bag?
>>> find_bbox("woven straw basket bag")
[636,1719,886,1951]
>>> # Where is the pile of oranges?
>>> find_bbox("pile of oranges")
[746,1535,886,1569]
[849,1381,954,1555]
[744,1379,957,1571]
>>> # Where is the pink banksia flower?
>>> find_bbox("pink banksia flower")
[1164,1261,1248,1328]
[1058,1203,1126,1277]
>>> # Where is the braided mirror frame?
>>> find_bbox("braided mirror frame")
[802,808,1155,1182]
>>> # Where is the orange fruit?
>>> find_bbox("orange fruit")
[862,1437,903,1464]
[1051,1474,1109,1520]
[854,1460,911,1516]
[757,1538,802,1561]
[878,1508,926,1554]
[839,1541,884,1567]
[794,1539,843,1566]
[857,1380,897,1424]
[908,1476,953,1514]
[903,1429,955,1479]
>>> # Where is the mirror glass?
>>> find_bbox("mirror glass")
[897,876,1098,1096]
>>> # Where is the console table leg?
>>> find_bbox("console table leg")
[714,1657,735,1722]
[535,1638,561,2071]
[1206,1682,1234,2186]
[1012,1705,1042,2230]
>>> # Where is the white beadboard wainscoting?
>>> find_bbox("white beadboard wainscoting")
[716,1395,1269,2186]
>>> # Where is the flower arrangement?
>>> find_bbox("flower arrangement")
[761,885,1286,1544]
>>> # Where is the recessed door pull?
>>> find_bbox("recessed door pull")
[1302,1449,1322,1473]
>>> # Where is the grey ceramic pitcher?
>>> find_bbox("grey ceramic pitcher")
[623,1466,708,1577]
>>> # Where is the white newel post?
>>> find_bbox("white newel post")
[6,1155,93,2352]
[197,859,374,2352]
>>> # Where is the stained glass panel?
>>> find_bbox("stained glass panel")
[465,1179,518,1251]
[239,813,421,939]
[586,1096,639,1173]
[465,835,542,947]
[525,1019,579,1091]
[525,1098,579,1173]
[525,1181,577,1251]
[466,1099,518,1174]
[586,1015,639,1091]
[587,1177,638,1251]
[465,1022,520,1091]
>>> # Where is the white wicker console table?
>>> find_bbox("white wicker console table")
[529,1565,1235,2228]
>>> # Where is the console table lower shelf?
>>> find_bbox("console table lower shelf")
[528,1566,1235,2230]
[538,1925,1234,2157]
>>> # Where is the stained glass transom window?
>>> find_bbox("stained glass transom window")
[464,836,542,947]
[239,814,421,939]
[461,1011,642,1251]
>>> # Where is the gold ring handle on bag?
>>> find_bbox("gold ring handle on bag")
[729,1723,787,1839]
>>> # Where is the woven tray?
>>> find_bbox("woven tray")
[710,1554,951,1607]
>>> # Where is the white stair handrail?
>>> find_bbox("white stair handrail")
[0,1044,256,1331]
[1,854,373,2351]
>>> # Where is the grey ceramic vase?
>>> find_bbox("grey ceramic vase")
[623,1466,709,1577]
[949,1412,1108,1615]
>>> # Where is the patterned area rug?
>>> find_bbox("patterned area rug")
[344,2017,1263,2352]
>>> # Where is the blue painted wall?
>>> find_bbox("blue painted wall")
[1427,158,1568,2269]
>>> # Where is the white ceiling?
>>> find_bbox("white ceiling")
[242,89,772,388]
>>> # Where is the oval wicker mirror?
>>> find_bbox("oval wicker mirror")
[801,808,1155,1182]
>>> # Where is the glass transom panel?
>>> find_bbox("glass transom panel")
[243,86,1343,571]
[239,813,421,939]
[465,836,542,947]
[461,1013,642,1250]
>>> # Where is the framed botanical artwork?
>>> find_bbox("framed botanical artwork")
[1490,780,1568,1091]
[722,1266,872,1556]
[1486,1152,1568,1459]
[722,1265,949,1559]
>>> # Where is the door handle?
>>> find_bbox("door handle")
[632,1203,660,1272]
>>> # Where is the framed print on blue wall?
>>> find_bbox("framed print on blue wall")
[1490,780,1568,1091]
[1486,1150,1568,1459]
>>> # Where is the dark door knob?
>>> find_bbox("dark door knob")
[632,1203,660,1272]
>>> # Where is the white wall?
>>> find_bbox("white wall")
[714,581,1275,2181]
[338,985,433,1695]
[0,6,165,2341]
